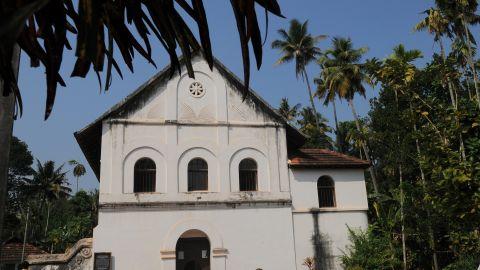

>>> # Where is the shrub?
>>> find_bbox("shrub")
[341,226,401,270]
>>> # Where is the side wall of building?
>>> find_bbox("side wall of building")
[289,168,369,269]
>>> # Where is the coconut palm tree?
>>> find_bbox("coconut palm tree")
[451,38,475,99]
[69,160,86,193]
[314,76,341,150]
[415,8,458,108]
[277,98,301,124]
[319,37,379,195]
[23,160,70,237]
[271,19,325,131]
[435,0,480,109]
[297,107,333,149]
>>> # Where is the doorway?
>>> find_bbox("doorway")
[176,230,210,270]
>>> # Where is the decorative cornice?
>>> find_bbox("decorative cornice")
[100,199,292,211]
[107,118,282,128]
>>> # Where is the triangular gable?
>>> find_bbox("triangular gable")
[74,55,306,180]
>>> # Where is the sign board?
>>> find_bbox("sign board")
[94,252,111,270]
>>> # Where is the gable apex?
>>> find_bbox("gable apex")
[74,54,306,180]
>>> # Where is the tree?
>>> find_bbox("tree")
[415,8,457,108]
[271,19,325,132]
[3,136,33,239]
[0,0,284,243]
[314,77,340,150]
[68,160,86,193]
[23,160,71,238]
[319,37,379,195]
[435,0,480,109]
[277,97,300,124]
[336,120,362,157]
[374,44,424,270]
[297,107,333,149]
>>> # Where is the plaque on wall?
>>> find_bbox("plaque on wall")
[94,252,111,270]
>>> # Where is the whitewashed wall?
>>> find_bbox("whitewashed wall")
[93,57,369,270]
[94,207,296,270]
[98,58,291,204]
[289,168,369,269]
[94,58,294,270]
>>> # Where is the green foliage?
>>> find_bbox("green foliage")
[4,136,34,239]
[297,107,333,149]
[341,226,402,270]
[4,136,98,252]
[443,255,480,270]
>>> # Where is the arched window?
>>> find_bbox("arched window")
[134,158,156,193]
[239,158,258,191]
[188,158,208,191]
[317,176,335,207]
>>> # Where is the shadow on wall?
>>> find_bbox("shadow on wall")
[311,211,334,270]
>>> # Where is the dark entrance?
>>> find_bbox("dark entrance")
[176,230,210,270]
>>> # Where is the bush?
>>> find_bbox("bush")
[443,255,479,270]
[341,226,401,270]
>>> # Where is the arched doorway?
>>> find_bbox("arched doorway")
[176,230,210,270]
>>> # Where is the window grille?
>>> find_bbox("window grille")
[239,158,258,191]
[188,158,208,191]
[317,176,336,207]
[134,158,156,193]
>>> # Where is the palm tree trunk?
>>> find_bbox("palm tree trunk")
[77,176,79,193]
[462,19,480,110]
[21,207,30,262]
[348,99,379,195]
[439,39,466,160]
[303,69,321,131]
[44,203,50,237]
[332,99,340,150]
[439,39,457,109]
[0,46,20,240]
[463,65,473,100]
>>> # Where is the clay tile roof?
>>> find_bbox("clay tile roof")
[288,148,370,169]
[0,241,46,263]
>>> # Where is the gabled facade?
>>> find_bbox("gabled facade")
[75,56,369,270]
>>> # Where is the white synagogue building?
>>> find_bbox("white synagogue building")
[75,55,370,270]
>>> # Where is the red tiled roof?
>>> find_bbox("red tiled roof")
[0,242,46,263]
[288,148,370,169]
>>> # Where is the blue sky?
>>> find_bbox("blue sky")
[13,1,440,191]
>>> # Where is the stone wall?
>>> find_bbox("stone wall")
[25,238,93,270]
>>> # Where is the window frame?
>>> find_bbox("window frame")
[317,176,336,208]
[133,157,156,193]
[187,158,209,192]
[238,158,258,192]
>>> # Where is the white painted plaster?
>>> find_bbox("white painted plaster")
[93,57,369,270]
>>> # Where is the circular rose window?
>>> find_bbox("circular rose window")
[189,82,205,98]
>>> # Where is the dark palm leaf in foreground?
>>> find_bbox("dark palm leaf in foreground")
[0,0,283,119]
